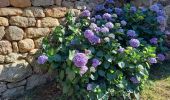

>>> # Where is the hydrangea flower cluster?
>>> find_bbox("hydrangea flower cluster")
[39,1,168,99]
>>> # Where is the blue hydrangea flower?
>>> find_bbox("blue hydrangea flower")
[157,54,165,61]
[150,37,158,45]
[118,29,124,33]
[80,66,88,76]
[157,16,166,25]
[95,15,102,19]
[118,47,125,53]
[115,7,123,15]
[150,4,159,12]
[106,8,113,13]
[96,4,105,11]
[100,27,109,33]
[106,0,114,3]
[129,39,140,48]
[130,77,140,84]
[127,30,136,37]
[84,30,94,38]
[157,10,165,16]
[130,6,137,12]
[88,35,101,45]
[37,55,48,64]
[73,53,88,67]
[81,10,91,17]
[105,22,114,29]
[87,83,93,91]
[92,58,101,68]
[103,13,112,20]
[91,18,96,22]
[149,58,157,64]
[121,20,127,26]
[165,31,170,35]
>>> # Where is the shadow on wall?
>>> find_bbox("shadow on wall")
[0,49,55,99]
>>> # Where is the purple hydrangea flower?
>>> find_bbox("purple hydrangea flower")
[118,47,125,53]
[129,39,140,48]
[115,8,123,15]
[73,53,88,67]
[80,66,88,76]
[37,55,48,64]
[84,30,94,38]
[121,20,127,26]
[103,13,112,20]
[150,37,158,45]
[130,6,137,12]
[165,31,170,35]
[127,30,136,38]
[150,4,159,12]
[149,58,157,64]
[92,58,101,68]
[157,54,165,61]
[159,25,166,32]
[90,23,98,30]
[95,15,102,19]
[100,27,109,33]
[94,27,101,32]
[88,35,101,45]
[130,77,140,84]
[105,22,114,29]
[81,10,91,17]
[87,83,93,91]
[157,16,166,25]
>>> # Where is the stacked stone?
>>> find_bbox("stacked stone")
[0,0,102,99]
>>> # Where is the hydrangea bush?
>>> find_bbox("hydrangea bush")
[38,1,168,99]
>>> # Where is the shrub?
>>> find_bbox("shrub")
[38,1,168,99]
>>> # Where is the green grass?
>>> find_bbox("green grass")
[141,61,170,100]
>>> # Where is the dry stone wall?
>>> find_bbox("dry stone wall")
[0,0,104,99]
[0,0,169,99]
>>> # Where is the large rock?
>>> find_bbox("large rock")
[5,53,21,63]
[10,0,31,8]
[2,86,25,98]
[25,28,50,38]
[26,74,47,90]
[34,37,44,48]
[0,82,7,93]
[38,17,59,27]
[0,55,5,63]
[62,0,74,8]
[23,7,45,17]
[54,0,62,6]
[45,6,67,18]
[10,16,36,27]
[18,39,35,53]
[0,17,9,26]
[0,40,12,55]
[0,26,5,40]
[0,60,32,82]
[0,0,10,7]
[0,8,22,16]
[31,0,54,6]
[5,26,24,41]
[7,80,26,88]
[12,42,19,53]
